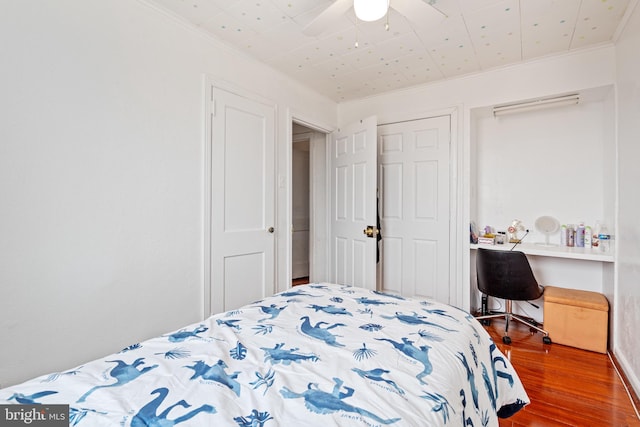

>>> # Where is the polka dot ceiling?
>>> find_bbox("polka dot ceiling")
[147,0,633,102]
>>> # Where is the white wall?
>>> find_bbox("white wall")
[0,0,336,387]
[474,99,609,247]
[614,1,640,398]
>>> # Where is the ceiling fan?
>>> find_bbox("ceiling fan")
[303,0,446,37]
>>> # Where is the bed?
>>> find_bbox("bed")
[0,283,528,426]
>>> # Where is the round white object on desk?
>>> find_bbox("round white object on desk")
[535,215,560,246]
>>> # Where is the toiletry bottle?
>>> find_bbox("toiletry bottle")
[567,224,575,247]
[593,221,601,248]
[560,224,567,246]
[584,226,592,248]
[598,225,611,253]
[576,223,585,247]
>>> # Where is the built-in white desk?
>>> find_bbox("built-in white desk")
[470,242,614,323]
[470,243,614,263]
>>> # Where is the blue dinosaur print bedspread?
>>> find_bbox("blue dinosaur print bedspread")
[0,284,529,426]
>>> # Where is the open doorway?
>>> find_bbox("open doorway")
[292,122,328,286]
[292,131,309,284]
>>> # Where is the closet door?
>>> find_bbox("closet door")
[209,86,276,314]
[330,116,378,290]
[378,115,451,303]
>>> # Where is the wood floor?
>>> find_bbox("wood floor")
[292,276,309,286]
[483,318,640,426]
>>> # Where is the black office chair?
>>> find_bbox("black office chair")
[475,248,552,345]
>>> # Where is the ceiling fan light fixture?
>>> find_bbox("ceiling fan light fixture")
[354,0,389,22]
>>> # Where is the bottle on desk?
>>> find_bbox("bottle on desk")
[598,225,611,253]
[585,226,592,248]
[567,224,575,247]
[576,223,585,247]
[592,221,601,248]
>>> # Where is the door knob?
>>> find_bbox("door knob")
[363,225,379,238]
[267,227,275,233]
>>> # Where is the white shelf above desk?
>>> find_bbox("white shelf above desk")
[470,243,614,263]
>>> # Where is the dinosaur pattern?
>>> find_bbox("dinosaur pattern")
[280,377,401,425]
[307,304,353,316]
[164,325,209,342]
[7,391,57,404]
[351,367,404,395]
[376,337,433,384]
[216,318,242,331]
[0,284,528,426]
[77,358,158,402]
[261,343,319,365]
[354,296,396,306]
[255,303,288,322]
[381,311,455,331]
[299,316,346,347]
[131,387,216,426]
[185,360,242,397]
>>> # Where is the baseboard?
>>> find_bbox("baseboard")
[610,351,640,419]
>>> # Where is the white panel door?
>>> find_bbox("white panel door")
[210,87,275,314]
[378,115,451,303]
[330,116,377,289]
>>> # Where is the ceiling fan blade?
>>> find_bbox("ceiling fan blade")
[303,0,353,37]
[392,0,447,27]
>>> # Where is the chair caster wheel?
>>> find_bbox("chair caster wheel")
[502,336,512,345]
[543,336,552,345]
[481,319,491,326]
